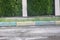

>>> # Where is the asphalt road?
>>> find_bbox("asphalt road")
[0,26,60,40]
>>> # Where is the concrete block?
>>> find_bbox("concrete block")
[0,22,16,26]
[35,21,55,26]
[17,21,35,26]
[56,21,60,24]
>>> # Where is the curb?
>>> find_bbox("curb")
[56,21,60,25]
[0,21,59,26]
[35,21,55,26]
[17,21,35,26]
[16,21,56,26]
[0,22,16,26]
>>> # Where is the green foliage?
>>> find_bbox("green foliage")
[27,0,54,16]
[0,0,54,17]
[0,0,22,17]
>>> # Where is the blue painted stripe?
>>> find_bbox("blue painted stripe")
[0,22,16,26]
[35,21,55,25]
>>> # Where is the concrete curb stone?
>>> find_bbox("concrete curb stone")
[0,21,59,26]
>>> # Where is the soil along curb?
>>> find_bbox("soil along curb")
[0,17,59,22]
[0,22,16,26]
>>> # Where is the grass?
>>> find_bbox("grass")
[0,17,60,22]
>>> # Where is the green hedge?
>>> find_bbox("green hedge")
[0,0,54,17]
[0,0,22,17]
[27,0,54,16]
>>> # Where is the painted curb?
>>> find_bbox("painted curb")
[17,21,35,26]
[56,21,60,25]
[35,21,55,26]
[0,21,59,26]
[0,22,16,26]
[16,21,56,26]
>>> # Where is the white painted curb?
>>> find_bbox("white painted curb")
[17,21,35,26]
[56,21,60,25]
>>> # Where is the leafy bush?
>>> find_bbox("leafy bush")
[27,0,54,16]
[0,0,22,17]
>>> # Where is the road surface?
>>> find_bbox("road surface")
[0,26,60,40]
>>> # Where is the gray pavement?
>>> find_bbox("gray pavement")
[0,26,60,40]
